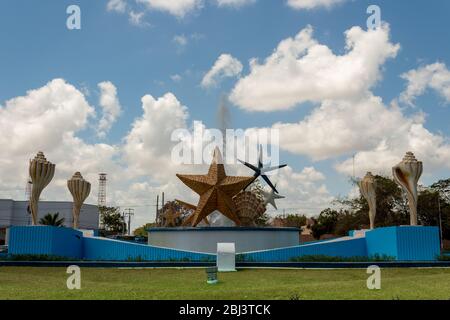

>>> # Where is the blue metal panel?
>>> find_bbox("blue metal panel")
[366,226,440,261]
[396,226,440,261]
[365,226,399,258]
[238,237,367,262]
[83,237,215,261]
[8,226,83,259]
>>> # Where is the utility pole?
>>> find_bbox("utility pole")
[438,193,444,250]
[156,194,159,224]
[123,208,134,236]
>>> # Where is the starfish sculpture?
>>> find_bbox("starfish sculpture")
[176,147,255,227]
[175,199,210,226]
[261,185,285,210]
[238,145,287,193]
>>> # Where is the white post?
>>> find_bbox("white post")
[217,243,236,272]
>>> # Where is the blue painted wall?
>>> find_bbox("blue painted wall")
[8,226,214,261]
[239,237,367,262]
[397,226,441,260]
[365,226,399,258]
[7,226,442,262]
[9,226,83,259]
[366,226,440,261]
[83,237,215,261]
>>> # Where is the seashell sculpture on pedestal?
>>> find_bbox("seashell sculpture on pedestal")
[233,191,267,227]
[358,172,377,229]
[67,172,91,229]
[29,152,56,225]
[392,152,423,226]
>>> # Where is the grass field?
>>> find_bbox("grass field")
[1,267,450,300]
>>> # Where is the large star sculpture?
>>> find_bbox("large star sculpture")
[176,147,255,227]
[261,185,285,210]
[238,145,287,193]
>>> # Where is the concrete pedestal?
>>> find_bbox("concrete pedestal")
[147,227,300,254]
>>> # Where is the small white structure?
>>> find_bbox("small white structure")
[217,243,236,272]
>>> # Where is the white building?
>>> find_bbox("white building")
[0,199,99,245]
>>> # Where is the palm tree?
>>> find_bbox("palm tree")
[39,212,65,227]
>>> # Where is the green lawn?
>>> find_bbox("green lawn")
[0,267,450,300]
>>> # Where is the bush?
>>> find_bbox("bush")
[7,254,77,261]
[289,254,395,262]
[438,254,450,261]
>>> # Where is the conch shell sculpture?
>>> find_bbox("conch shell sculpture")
[358,172,377,229]
[392,152,423,226]
[67,172,91,229]
[29,152,55,225]
[233,191,267,227]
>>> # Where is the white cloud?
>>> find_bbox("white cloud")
[97,81,122,138]
[400,62,450,106]
[272,95,408,161]
[107,0,127,13]
[173,34,188,47]
[268,166,333,214]
[123,93,189,180]
[287,0,346,10]
[128,11,149,27]
[137,0,203,17]
[0,79,120,205]
[335,120,450,178]
[264,91,450,178]
[171,74,182,82]
[201,54,243,88]
[216,0,256,8]
[230,24,400,111]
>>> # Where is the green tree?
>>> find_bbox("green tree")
[99,206,126,234]
[133,223,157,237]
[273,214,307,228]
[311,209,340,239]
[39,212,65,226]
[418,188,450,239]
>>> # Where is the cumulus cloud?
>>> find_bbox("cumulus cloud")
[268,166,333,214]
[201,54,243,88]
[261,90,450,179]
[97,81,122,138]
[123,93,189,180]
[335,119,450,178]
[272,95,408,160]
[400,62,450,106]
[287,0,346,10]
[230,24,400,111]
[137,0,203,17]
[0,79,120,204]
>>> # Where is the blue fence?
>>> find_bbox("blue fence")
[8,226,83,259]
[366,226,440,261]
[238,237,367,262]
[7,225,442,262]
[8,226,214,262]
[83,237,214,261]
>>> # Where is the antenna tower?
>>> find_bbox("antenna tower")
[98,173,107,207]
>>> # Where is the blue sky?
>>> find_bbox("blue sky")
[1,0,450,228]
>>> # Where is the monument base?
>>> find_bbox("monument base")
[147,227,300,254]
